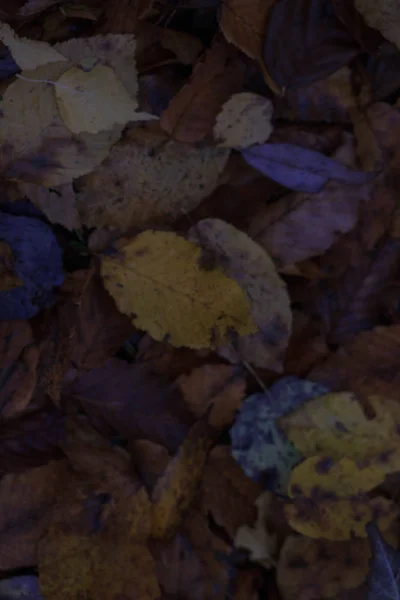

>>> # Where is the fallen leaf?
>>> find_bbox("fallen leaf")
[0,461,67,570]
[188,218,291,370]
[213,92,273,148]
[101,229,256,350]
[0,214,64,320]
[277,535,370,600]
[160,36,245,144]
[286,495,397,541]
[131,439,170,492]
[219,0,276,60]
[176,364,246,429]
[55,64,142,134]
[247,179,372,267]
[280,392,400,469]
[76,126,229,230]
[241,143,374,193]
[0,22,67,70]
[201,446,262,539]
[0,241,23,291]
[354,0,400,50]
[367,522,400,600]
[151,416,214,538]
[17,0,61,16]
[263,0,360,90]
[235,491,277,567]
[0,575,43,600]
[17,182,80,231]
[230,377,330,491]
[62,358,191,452]
[288,456,384,499]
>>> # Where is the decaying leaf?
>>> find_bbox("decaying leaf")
[230,377,330,491]
[189,219,292,370]
[0,22,67,70]
[354,0,400,50]
[151,417,213,538]
[76,127,229,230]
[280,392,400,472]
[214,92,274,148]
[285,495,397,541]
[235,491,277,567]
[277,535,371,600]
[101,230,256,349]
[0,240,23,291]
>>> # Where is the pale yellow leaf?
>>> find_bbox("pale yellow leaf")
[189,219,292,370]
[55,64,140,134]
[0,22,66,70]
[101,230,257,349]
[18,182,80,230]
[214,92,273,148]
[77,128,229,230]
[234,492,276,568]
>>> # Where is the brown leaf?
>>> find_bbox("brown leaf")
[0,320,39,420]
[332,0,384,52]
[160,37,245,144]
[232,568,264,600]
[0,460,67,570]
[0,241,23,291]
[200,446,262,539]
[310,324,400,402]
[151,416,214,538]
[62,358,193,452]
[151,507,232,600]
[219,0,276,60]
[264,0,360,90]
[177,364,246,429]
[277,535,370,600]
[131,439,170,492]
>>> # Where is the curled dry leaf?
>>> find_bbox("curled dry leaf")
[101,230,256,350]
[160,37,245,144]
[214,92,274,148]
[188,218,291,370]
[151,416,214,538]
[0,22,67,70]
[201,446,262,539]
[277,535,371,600]
[354,0,400,50]
[76,127,229,230]
[176,364,246,429]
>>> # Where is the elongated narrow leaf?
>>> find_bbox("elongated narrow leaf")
[241,143,374,192]
[367,522,400,599]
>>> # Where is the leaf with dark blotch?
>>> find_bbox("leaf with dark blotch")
[263,0,360,89]
[367,522,400,599]
[241,143,374,193]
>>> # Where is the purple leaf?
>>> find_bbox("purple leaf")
[367,523,400,599]
[241,143,375,192]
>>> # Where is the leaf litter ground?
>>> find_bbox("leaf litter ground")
[2,0,400,599]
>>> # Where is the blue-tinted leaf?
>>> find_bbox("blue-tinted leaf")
[0,214,64,320]
[0,575,43,599]
[241,143,374,193]
[367,523,400,600]
[230,376,330,492]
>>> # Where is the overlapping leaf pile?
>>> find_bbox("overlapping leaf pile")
[2,0,400,598]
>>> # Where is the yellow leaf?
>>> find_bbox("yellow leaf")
[151,417,213,538]
[214,92,273,148]
[280,392,400,474]
[55,64,141,134]
[76,127,229,231]
[288,456,384,499]
[0,22,66,70]
[101,230,257,349]
[285,495,397,541]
